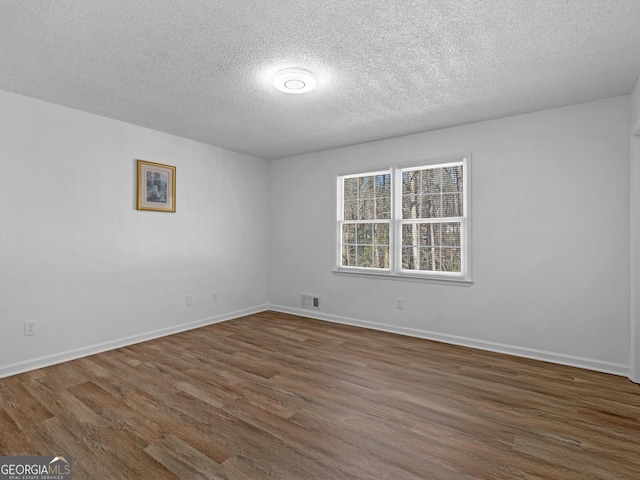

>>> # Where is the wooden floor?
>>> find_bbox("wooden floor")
[1,311,639,479]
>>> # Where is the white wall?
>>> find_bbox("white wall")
[270,96,631,375]
[0,90,270,377]
[630,77,640,382]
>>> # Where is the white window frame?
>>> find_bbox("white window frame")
[335,155,472,286]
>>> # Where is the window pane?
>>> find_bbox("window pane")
[359,176,375,197]
[376,196,391,219]
[402,163,464,220]
[442,193,462,217]
[343,178,358,201]
[357,223,373,244]
[400,223,462,272]
[343,174,393,221]
[358,199,375,220]
[342,224,356,244]
[402,170,419,194]
[373,246,390,268]
[421,168,442,194]
[375,174,391,197]
[402,246,421,270]
[402,223,419,246]
[340,219,390,270]
[418,194,440,218]
[441,222,461,247]
[344,200,358,220]
[442,165,463,193]
[420,247,438,271]
[402,195,417,219]
[441,247,461,272]
[357,245,373,267]
[342,245,356,267]
[374,223,389,245]
[420,223,441,247]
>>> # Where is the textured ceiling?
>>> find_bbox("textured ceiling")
[1,1,639,160]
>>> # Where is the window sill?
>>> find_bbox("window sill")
[332,269,473,286]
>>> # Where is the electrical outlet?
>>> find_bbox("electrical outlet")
[212,291,218,301]
[186,294,193,306]
[396,298,404,310]
[24,321,37,336]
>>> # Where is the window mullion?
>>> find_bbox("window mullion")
[391,167,402,274]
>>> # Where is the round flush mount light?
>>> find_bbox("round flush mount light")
[273,68,316,94]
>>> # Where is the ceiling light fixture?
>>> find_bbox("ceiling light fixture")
[273,68,316,94]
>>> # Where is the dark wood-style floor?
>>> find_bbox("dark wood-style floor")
[1,311,639,479]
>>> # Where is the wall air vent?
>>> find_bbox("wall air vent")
[300,294,320,309]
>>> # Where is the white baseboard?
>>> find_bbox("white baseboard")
[3,304,629,380]
[268,304,630,378]
[0,304,269,379]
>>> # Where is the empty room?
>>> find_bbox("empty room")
[1,1,640,479]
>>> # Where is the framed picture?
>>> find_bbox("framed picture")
[136,160,176,212]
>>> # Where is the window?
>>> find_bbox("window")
[340,171,392,269]
[337,157,470,283]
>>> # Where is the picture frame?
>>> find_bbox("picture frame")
[136,160,176,212]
